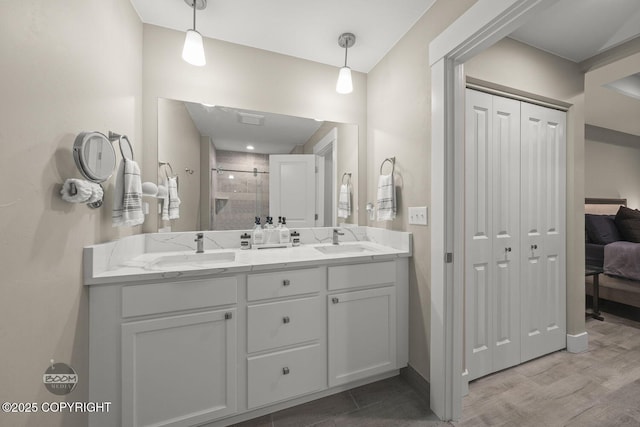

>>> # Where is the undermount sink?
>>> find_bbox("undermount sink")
[314,244,372,255]
[148,251,236,269]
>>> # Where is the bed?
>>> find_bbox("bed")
[585,198,640,308]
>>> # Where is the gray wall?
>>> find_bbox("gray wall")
[0,1,142,425]
[585,125,640,209]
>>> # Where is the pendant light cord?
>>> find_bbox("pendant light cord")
[192,0,197,31]
[343,44,349,67]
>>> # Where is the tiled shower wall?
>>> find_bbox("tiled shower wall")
[212,150,270,230]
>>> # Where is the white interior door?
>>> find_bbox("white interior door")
[465,89,521,381]
[520,102,566,362]
[269,154,316,228]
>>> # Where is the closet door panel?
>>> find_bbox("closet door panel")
[520,103,566,362]
[465,90,521,380]
[491,96,521,372]
[465,89,493,380]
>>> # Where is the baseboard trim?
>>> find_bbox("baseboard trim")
[461,369,469,396]
[401,365,430,400]
[567,331,588,353]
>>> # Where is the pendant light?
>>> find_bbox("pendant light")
[336,33,356,94]
[182,0,207,67]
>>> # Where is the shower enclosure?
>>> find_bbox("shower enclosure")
[210,152,270,230]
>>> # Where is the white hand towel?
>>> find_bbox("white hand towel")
[112,158,144,227]
[168,176,181,220]
[338,183,351,218]
[376,173,396,221]
[61,178,97,203]
[161,177,181,220]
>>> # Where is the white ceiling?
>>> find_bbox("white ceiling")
[137,0,640,137]
[129,0,436,73]
[509,0,640,63]
[183,103,323,154]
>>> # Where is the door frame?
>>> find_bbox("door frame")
[428,0,560,420]
[314,128,338,227]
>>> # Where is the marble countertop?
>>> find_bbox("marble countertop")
[84,227,412,285]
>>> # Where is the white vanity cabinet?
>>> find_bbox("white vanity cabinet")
[327,261,402,387]
[89,276,239,427]
[121,309,237,427]
[88,257,409,427]
[246,268,326,409]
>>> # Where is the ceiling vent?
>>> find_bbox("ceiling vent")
[237,112,265,126]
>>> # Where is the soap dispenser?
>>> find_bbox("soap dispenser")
[279,216,291,244]
[252,217,264,245]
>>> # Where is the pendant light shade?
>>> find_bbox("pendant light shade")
[183,29,206,66]
[336,67,353,94]
[336,33,356,94]
[182,0,207,67]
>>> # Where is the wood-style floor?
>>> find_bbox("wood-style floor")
[455,301,640,427]
[235,301,640,427]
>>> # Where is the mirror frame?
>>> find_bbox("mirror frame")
[73,131,116,183]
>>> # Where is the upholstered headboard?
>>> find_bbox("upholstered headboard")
[585,198,627,215]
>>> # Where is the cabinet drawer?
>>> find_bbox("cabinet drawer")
[328,261,396,290]
[247,268,323,301]
[247,297,321,353]
[247,343,325,409]
[122,277,237,318]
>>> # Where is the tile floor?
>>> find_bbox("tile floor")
[232,375,445,427]
[234,300,640,427]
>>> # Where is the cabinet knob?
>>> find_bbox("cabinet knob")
[283,316,290,324]
[283,279,291,286]
[332,297,339,304]
[224,312,233,320]
[282,367,290,375]
[505,247,512,253]
[531,244,538,250]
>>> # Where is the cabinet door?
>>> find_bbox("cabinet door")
[328,286,396,387]
[121,309,236,427]
[520,102,566,362]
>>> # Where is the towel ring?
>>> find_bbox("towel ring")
[380,157,395,175]
[159,161,175,179]
[108,131,134,161]
[341,172,352,185]
[159,161,179,189]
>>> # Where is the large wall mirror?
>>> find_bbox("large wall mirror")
[157,98,359,232]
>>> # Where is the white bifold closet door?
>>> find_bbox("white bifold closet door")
[465,89,521,381]
[465,89,566,381]
[519,102,566,363]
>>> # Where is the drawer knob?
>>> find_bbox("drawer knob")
[283,316,291,324]
[332,297,339,304]
[283,279,291,286]
[282,367,290,375]
[224,312,233,320]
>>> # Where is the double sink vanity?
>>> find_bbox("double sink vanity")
[85,226,411,427]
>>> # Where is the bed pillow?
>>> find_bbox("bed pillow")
[615,206,640,243]
[585,214,622,244]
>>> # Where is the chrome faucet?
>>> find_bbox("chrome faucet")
[332,228,344,245]
[195,233,204,253]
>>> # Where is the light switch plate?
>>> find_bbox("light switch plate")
[408,206,428,225]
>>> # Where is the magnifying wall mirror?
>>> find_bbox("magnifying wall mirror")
[73,131,116,182]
